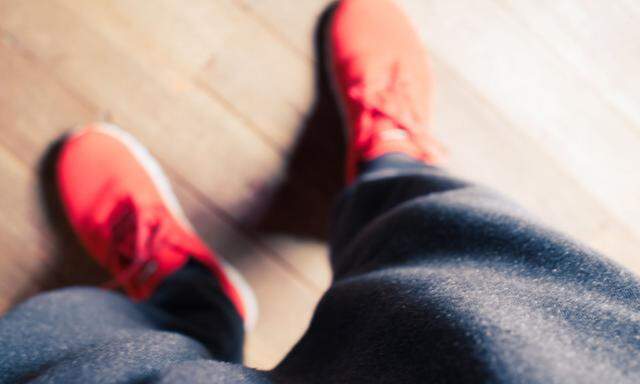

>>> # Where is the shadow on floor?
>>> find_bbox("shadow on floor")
[249,2,345,241]
[33,135,109,294]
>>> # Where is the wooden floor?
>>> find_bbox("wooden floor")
[1,0,640,369]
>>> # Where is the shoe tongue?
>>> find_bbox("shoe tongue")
[107,197,169,271]
[345,58,427,128]
[107,197,140,266]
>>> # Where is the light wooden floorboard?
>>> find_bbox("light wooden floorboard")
[497,0,640,128]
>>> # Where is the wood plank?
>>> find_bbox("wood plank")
[0,147,53,312]
[0,0,283,224]
[496,0,640,130]
[0,33,107,308]
[54,0,314,152]
[237,0,331,59]
[193,0,314,152]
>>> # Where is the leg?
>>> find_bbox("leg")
[272,1,640,381]
[147,260,244,361]
[275,154,640,383]
[0,261,244,383]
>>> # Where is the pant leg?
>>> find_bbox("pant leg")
[274,154,640,384]
[147,260,244,361]
[0,261,253,384]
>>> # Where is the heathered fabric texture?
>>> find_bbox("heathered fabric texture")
[1,154,639,383]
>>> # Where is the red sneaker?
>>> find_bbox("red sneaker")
[328,0,444,183]
[56,123,257,330]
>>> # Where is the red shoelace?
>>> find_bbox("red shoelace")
[345,59,445,163]
[84,196,189,298]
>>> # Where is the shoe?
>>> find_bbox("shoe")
[327,0,444,183]
[56,122,258,330]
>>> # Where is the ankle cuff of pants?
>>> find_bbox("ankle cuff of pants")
[360,153,436,176]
